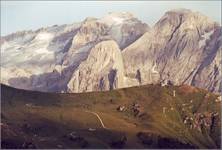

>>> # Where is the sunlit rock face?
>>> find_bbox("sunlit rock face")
[67,40,125,93]
[122,9,221,93]
[1,10,221,93]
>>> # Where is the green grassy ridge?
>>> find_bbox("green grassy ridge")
[1,84,221,149]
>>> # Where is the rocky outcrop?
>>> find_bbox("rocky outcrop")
[72,18,109,48]
[67,40,124,92]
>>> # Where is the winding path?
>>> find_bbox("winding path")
[84,110,108,129]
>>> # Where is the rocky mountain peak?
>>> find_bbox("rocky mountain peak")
[123,9,221,93]
[99,12,135,26]
[107,11,134,19]
[156,8,218,30]
[83,17,98,23]
[71,18,109,48]
[1,9,221,93]
[152,8,218,46]
[165,8,192,15]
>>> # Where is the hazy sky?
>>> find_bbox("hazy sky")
[1,1,221,36]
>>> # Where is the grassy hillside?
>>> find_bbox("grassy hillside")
[1,84,221,149]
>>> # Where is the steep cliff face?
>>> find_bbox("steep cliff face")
[122,31,161,86]
[191,27,222,92]
[1,10,221,93]
[67,40,124,92]
[122,9,221,93]
[154,9,219,86]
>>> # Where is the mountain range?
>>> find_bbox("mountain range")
[1,9,221,93]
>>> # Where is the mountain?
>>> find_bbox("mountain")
[1,12,148,93]
[1,84,221,148]
[123,9,222,93]
[67,40,125,92]
[1,9,221,93]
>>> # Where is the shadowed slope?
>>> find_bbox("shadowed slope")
[1,84,221,149]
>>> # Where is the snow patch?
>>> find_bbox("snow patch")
[35,48,53,54]
[111,17,124,25]
[1,42,10,52]
[99,12,133,26]
[35,32,53,41]
[199,30,214,48]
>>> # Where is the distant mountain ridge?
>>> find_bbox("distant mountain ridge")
[1,9,221,93]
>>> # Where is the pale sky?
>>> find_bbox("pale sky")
[1,1,221,36]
